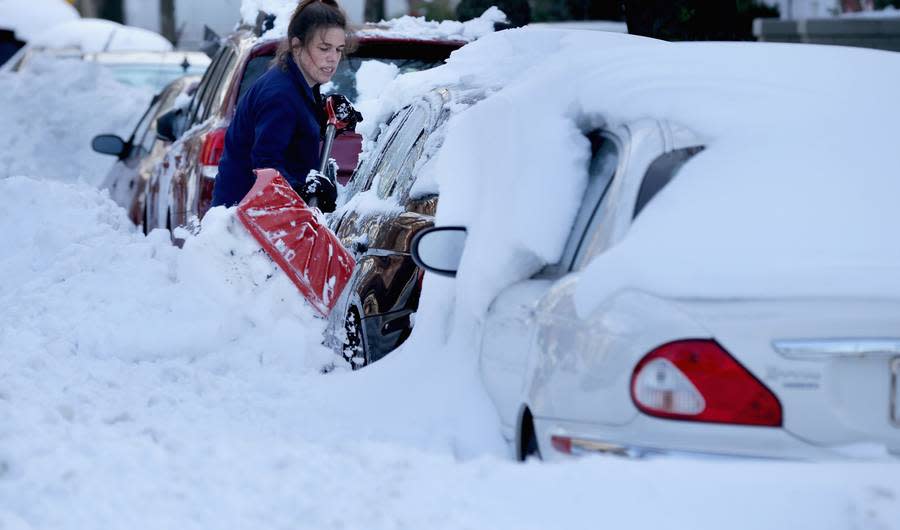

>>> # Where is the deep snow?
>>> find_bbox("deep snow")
[0,56,153,186]
[1,16,899,530]
[0,0,79,41]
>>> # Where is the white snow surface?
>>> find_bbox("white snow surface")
[360,6,507,41]
[240,0,504,41]
[0,0,79,41]
[0,56,153,186]
[2,26,900,530]
[352,29,900,316]
[30,18,173,53]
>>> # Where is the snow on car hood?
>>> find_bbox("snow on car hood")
[0,0,79,41]
[240,0,505,41]
[29,18,173,53]
[374,29,900,317]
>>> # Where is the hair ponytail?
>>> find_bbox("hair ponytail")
[275,0,351,69]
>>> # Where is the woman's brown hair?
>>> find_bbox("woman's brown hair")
[274,0,353,70]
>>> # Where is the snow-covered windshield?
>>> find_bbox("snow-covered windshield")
[102,63,209,92]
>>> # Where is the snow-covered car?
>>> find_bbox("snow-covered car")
[409,34,900,461]
[92,75,201,231]
[323,87,487,367]
[1,18,174,73]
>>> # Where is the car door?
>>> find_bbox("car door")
[479,130,624,435]
[334,101,435,361]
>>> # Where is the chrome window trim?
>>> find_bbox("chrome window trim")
[892,357,899,427]
[773,338,900,359]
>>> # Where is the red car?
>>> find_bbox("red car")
[146,27,463,238]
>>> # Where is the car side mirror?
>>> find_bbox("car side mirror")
[410,226,467,277]
[91,134,128,158]
[156,108,181,143]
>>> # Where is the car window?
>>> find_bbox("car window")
[562,132,620,273]
[322,57,444,103]
[138,83,184,154]
[238,54,274,104]
[633,146,704,219]
[185,48,225,131]
[534,131,620,278]
[346,106,413,198]
[132,97,163,156]
[198,48,237,123]
[375,106,429,199]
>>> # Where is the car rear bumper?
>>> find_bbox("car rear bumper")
[533,415,900,462]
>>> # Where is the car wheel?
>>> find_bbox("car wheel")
[518,408,542,462]
[342,306,368,370]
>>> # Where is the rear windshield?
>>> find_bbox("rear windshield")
[324,57,443,103]
[237,52,448,104]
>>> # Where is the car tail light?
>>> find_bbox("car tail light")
[631,340,782,427]
[551,435,573,455]
[200,128,227,169]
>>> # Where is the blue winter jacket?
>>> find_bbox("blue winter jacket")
[212,55,322,207]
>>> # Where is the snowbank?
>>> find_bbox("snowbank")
[0,0,79,41]
[240,0,505,41]
[0,55,153,186]
[29,18,173,53]
[359,6,507,41]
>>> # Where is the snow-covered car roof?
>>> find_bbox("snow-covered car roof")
[0,0,79,41]
[29,18,173,53]
[374,28,900,316]
[84,51,211,66]
[240,0,504,42]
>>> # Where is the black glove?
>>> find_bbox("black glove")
[296,171,337,213]
[324,94,363,135]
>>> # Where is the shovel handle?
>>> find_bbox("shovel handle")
[318,124,337,177]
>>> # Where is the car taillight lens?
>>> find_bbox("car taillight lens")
[200,128,227,167]
[631,340,782,427]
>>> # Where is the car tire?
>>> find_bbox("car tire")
[342,306,368,370]
[518,408,542,462]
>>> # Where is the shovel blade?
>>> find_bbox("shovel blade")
[236,168,354,317]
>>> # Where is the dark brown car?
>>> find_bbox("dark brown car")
[145,28,463,239]
[324,87,484,367]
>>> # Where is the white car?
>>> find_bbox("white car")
[409,38,900,462]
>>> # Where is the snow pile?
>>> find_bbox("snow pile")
[29,18,173,53]
[240,0,504,42]
[0,55,153,186]
[360,29,900,316]
[360,6,507,42]
[0,0,79,41]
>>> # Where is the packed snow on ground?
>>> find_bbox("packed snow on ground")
[0,0,79,41]
[2,25,900,530]
[0,55,153,186]
[29,18,173,53]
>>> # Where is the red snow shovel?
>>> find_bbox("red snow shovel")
[234,96,361,316]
